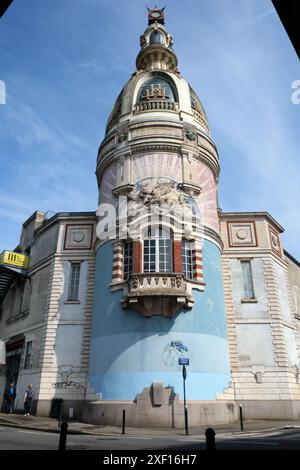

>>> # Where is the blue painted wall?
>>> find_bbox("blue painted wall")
[89,239,231,400]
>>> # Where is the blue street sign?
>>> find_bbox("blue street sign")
[179,358,189,366]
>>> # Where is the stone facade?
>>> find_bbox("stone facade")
[218,212,300,417]
[0,211,98,419]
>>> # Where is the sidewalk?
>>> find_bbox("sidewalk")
[0,413,299,437]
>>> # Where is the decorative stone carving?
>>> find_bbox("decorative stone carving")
[126,177,192,218]
[186,130,196,141]
[236,228,248,240]
[132,275,139,289]
[117,133,127,143]
[140,34,147,49]
[269,225,282,257]
[64,224,93,250]
[123,272,195,317]
[166,33,173,49]
[72,231,85,243]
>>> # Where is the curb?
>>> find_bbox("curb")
[0,417,299,438]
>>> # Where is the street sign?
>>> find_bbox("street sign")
[179,358,189,366]
[0,250,29,269]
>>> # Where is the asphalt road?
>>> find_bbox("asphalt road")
[0,425,299,450]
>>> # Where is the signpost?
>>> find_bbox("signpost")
[179,358,189,435]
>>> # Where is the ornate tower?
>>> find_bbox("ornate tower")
[89,8,231,405]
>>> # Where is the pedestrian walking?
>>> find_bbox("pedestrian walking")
[3,383,16,414]
[24,384,34,416]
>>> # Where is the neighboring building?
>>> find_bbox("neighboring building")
[1,8,300,425]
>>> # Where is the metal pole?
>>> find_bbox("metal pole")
[239,404,244,431]
[182,365,188,435]
[122,409,126,434]
[205,428,216,451]
[59,421,68,451]
[58,401,62,428]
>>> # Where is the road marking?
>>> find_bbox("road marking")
[94,435,151,440]
[177,436,204,442]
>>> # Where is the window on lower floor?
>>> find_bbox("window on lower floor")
[68,263,81,301]
[241,260,255,299]
[182,240,194,280]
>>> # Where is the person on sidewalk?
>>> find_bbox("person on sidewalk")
[24,384,34,416]
[3,383,16,414]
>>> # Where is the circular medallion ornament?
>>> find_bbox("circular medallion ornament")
[236,228,248,240]
[72,231,85,243]
[272,235,278,247]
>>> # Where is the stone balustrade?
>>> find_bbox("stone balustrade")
[124,272,194,317]
[193,110,209,131]
[130,272,185,293]
[134,100,179,113]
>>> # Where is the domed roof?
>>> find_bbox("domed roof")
[106,88,124,134]
[105,12,209,135]
[105,75,209,136]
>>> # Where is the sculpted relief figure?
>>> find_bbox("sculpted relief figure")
[126,178,195,219]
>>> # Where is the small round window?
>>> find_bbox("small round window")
[139,77,175,102]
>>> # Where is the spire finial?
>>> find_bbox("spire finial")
[147,4,166,25]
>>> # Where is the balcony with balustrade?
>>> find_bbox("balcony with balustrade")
[122,272,195,317]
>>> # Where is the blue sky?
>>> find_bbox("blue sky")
[0,0,299,258]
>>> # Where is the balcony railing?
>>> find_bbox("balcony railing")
[134,100,179,113]
[129,272,185,293]
[193,110,209,132]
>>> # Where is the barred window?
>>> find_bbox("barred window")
[123,241,133,279]
[68,263,81,301]
[182,240,194,280]
[241,260,255,299]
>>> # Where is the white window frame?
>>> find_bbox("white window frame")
[182,240,194,280]
[68,262,81,301]
[123,241,133,279]
[241,260,255,299]
[143,227,172,273]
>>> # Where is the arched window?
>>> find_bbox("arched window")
[149,31,165,45]
[181,240,194,280]
[143,226,172,273]
[138,77,175,102]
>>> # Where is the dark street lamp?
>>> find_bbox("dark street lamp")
[182,364,188,435]
[179,357,189,435]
